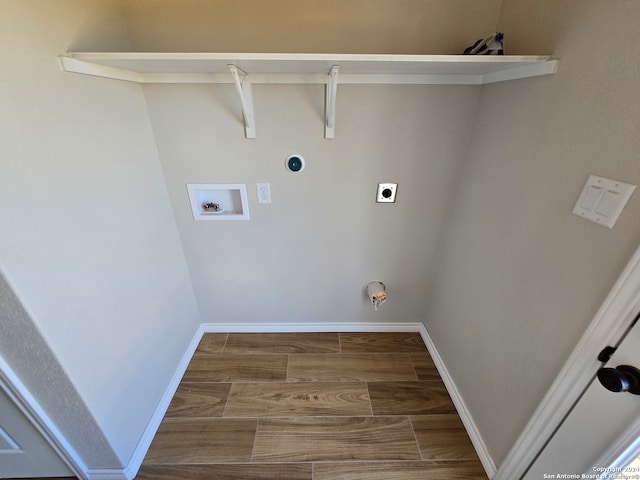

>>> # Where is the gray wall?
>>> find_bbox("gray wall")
[123,0,502,54]
[0,0,200,466]
[143,83,480,324]
[425,0,640,465]
[127,0,500,330]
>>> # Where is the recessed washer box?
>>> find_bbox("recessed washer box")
[187,184,250,221]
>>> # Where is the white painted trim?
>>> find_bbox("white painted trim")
[419,328,498,478]
[325,65,339,138]
[59,52,556,86]
[123,324,205,480]
[201,322,426,333]
[481,59,559,84]
[228,65,256,139]
[0,354,88,480]
[85,468,128,480]
[495,245,640,479]
[59,56,142,83]
[123,321,496,479]
[588,414,640,474]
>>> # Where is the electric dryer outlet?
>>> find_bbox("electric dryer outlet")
[376,183,398,203]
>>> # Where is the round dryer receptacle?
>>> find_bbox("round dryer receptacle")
[286,154,305,173]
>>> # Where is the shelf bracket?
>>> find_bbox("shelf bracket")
[228,65,256,139]
[325,65,340,139]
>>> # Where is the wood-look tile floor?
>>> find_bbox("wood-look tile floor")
[135,332,488,480]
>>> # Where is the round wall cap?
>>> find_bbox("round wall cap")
[286,154,305,172]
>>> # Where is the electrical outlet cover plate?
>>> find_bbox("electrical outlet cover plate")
[377,183,398,203]
[256,182,271,204]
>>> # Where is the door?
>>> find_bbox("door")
[524,316,640,479]
[0,387,72,478]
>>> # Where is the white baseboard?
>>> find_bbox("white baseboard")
[418,328,497,478]
[201,322,428,333]
[124,322,496,479]
[123,324,205,480]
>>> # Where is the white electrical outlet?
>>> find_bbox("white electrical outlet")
[256,182,271,204]
[376,183,398,203]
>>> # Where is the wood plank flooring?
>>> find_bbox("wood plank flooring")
[135,332,488,480]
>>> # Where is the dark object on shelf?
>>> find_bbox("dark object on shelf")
[464,32,504,55]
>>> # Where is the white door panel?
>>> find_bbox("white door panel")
[0,388,72,478]
[525,319,640,479]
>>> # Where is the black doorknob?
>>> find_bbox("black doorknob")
[597,365,640,395]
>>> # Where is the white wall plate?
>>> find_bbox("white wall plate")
[573,175,636,229]
[376,183,398,203]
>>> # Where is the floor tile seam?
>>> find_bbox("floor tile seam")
[220,332,230,353]
[286,353,289,382]
[175,379,444,391]
[366,379,448,383]
[179,379,439,384]
[158,413,462,424]
[246,457,435,465]
[250,414,420,431]
[248,411,260,464]
[409,353,420,379]
[191,352,293,356]
[199,351,425,355]
[219,380,232,417]
[251,414,417,420]
[407,415,425,461]
[408,413,463,419]
[312,459,455,464]
[222,413,376,419]
[213,412,450,419]
[232,379,370,383]
[365,381,374,416]
[291,352,422,355]
[145,461,312,464]
[155,416,261,424]
[142,458,458,466]
[158,414,421,421]
[228,380,371,384]
[180,380,293,384]
[180,379,439,383]
[177,381,234,384]
[338,350,429,354]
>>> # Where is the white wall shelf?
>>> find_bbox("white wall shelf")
[59,52,557,85]
[59,52,558,138]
